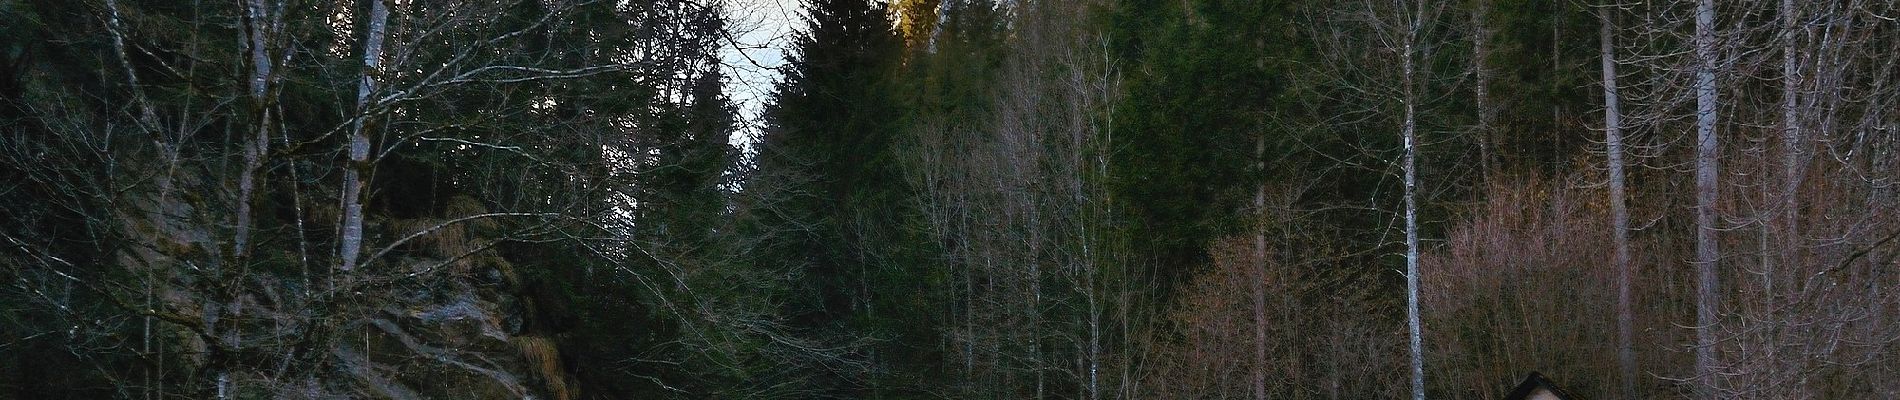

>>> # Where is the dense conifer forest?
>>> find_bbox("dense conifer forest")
[4,0,1899,398]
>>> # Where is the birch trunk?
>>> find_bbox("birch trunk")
[1599,9,1636,399]
[1692,0,1722,391]
[234,0,276,260]
[339,0,390,273]
[1402,14,1426,400]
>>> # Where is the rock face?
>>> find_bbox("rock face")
[112,175,566,399]
[331,285,553,400]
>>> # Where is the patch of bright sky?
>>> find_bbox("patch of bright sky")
[719,0,801,153]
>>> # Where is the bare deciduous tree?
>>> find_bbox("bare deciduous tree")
[1598,5,1636,399]
[1691,0,1721,390]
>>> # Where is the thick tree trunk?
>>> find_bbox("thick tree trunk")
[1599,9,1636,399]
[339,0,390,273]
[1692,0,1721,392]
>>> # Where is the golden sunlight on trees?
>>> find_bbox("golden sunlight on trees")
[889,0,941,50]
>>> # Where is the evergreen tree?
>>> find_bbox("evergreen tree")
[1105,0,1317,286]
[747,0,911,394]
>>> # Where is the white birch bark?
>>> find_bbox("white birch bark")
[1599,9,1636,399]
[1692,0,1722,391]
[234,0,276,259]
[1402,10,1426,400]
[339,0,390,273]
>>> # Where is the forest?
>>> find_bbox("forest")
[2,0,1898,398]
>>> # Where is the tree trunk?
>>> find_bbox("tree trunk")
[1692,0,1721,392]
[339,0,390,273]
[234,0,276,260]
[1599,9,1636,399]
[1471,0,1496,182]
[1402,14,1426,400]
[1777,0,1802,279]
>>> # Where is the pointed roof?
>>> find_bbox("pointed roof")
[1503,371,1576,400]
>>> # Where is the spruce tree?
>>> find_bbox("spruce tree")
[748,0,908,393]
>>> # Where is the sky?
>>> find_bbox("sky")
[719,0,801,150]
